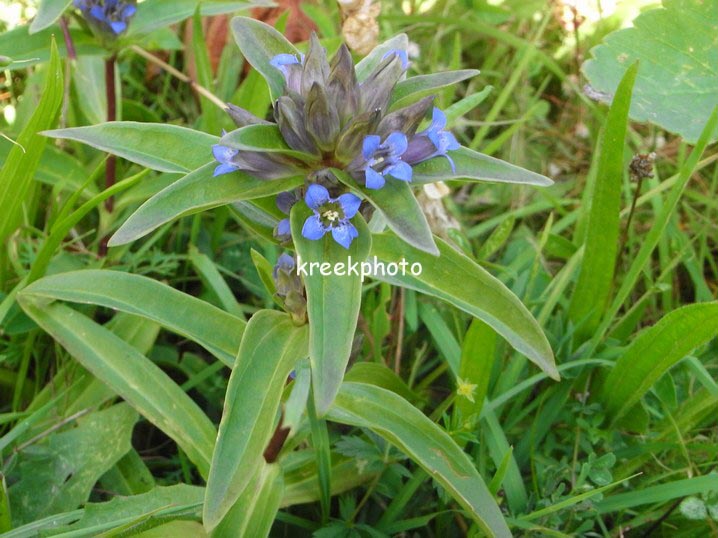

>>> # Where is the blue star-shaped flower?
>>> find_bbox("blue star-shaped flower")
[404,107,461,172]
[362,132,413,190]
[301,184,361,249]
[211,143,239,177]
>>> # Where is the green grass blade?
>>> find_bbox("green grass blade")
[567,62,638,341]
[0,37,63,252]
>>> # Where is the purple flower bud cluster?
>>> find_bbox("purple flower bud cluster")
[74,0,136,36]
[213,34,462,249]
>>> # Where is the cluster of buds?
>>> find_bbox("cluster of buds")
[74,0,137,37]
[212,35,460,249]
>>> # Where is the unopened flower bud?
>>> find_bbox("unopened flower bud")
[305,83,340,152]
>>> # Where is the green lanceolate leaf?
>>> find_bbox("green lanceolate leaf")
[204,310,308,530]
[412,146,553,186]
[210,463,284,537]
[568,62,638,342]
[390,69,480,110]
[109,163,304,246]
[20,270,245,366]
[128,1,270,38]
[582,0,718,143]
[0,37,62,249]
[355,34,409,82]
[220,124,319,162]
[334,168,438,255]
[601,302,718,424]
[0,25,103,69]
[327,382,511,538]
[17,301,217,478]
[290,205,372,415]
[43,122,218,173]
[371,232,558,380]
[455,319,497,420]
[29,0,71,34]
[230,16,300,99]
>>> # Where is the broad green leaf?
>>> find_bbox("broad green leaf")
[355,34,409,82]
[444,86,493,123]
[43,485,204,537]
[72,57,107,124]
[220,124,319,161]
[230,16,300,99]
[29,0,71,34]
[210,463,283,537]
[412,146,553,186]
[568,63,638,341]
[290,205,372,415]
[127,1,271,37]
[204,310,308,530]
[334,168,438,255]
[0,38,62,249]
[43,122,218,173]
[370,233,558,380]
[390,69,480,109]
[0,25,103,69]
[8,404,136,526]
[327,382,511,538]
[582,0,718,143]
[109,163,303,246]
[20,269,244,366]
[601,302,718,423]
[17,301,217,478]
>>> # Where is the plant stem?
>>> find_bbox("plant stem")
[130,45,227,110]
[104,54,117,213]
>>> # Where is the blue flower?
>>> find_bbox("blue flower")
[74,0,136,36]
[301,184,361,249]
[361,132,413,190]
[270,53,305,93]
[211,143,239,177]
[404,107,461,172]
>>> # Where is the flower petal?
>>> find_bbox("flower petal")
[302,215,327,240]
[305,183,330,210]
[386,161,413,182]
[365,167,386,190]
[362,135,382,161]
[382,49,409,70]
[338,193,362,218]
[385,131,408,156]
[109,20,126,34]
[331,223,357,249]
[212,144,236,164]
[431,107,447,129]
[213,162,238,177]
[270,53,301,69]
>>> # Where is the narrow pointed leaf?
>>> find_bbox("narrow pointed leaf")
[109,163,303,246]
[0,38,62,246]
[30,0,71,34]
[334,169,438,255]
[568,62,638,341]
[412,146,553,186]
[390,69,480,109]
[371,232,557,380]
[601,302,718,423]
[16,301,216,478]
[230,16,300,99]
[204,310,307,530]
[220,124,319,161]
[355,34,409,81]
[20,270,245,366]
[290,205,372,415]
[43,122,218,173]
[327,382,511,538]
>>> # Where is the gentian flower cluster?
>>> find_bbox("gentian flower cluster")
[74,0,137,36]
[212,35,461,249]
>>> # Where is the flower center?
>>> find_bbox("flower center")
[322,209,340,222]
[318,202,344,227]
